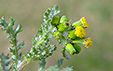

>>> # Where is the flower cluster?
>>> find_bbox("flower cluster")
[0,5,92,71]
[52,16,92,56]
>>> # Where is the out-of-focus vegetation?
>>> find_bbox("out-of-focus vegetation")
[0,0,113,71]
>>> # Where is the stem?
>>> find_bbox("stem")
[10,28,18,70]
[14,38,18,70]
[35,35,45,47]
[72,39,83,45]
[17,58,32,71]
[17,35,46,71]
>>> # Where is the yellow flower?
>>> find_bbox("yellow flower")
[83,37,92,48]
[80,17,89,28]
[75,26,85,38]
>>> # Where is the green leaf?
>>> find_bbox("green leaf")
[61,47,69,60]
[56,59,64,67]
[43,5,60,24]
[14,24,22,35]
[11,55,16,60]
[8,17,15,27]
[0,53,12,71]
[18,52,22,60]
[61,65,73,71]
[38,59,46,69]
[46,65,59,71]
[49,44,56,52]
[8,47,15,55]
[57,39,62,45]
[37,28,43,36]
[17,41,24,51]
[45,59,73,71]
[0,16,8,27]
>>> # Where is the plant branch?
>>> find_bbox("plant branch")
[17,58,32,71]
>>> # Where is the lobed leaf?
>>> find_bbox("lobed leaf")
[0,53,12,71]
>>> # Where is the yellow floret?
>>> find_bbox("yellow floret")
[80,17,89,28]
[75,26,85,38]
[83,37,92,48]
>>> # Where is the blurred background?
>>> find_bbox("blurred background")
[0,0,113,71]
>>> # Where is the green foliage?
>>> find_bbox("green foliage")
[37,60,46,71]
[0,53,12,71]
[45,59,73,71]
[0,5,92,71]
[0,16,24,71]
[24,5,60,61]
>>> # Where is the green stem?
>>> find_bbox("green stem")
[14,38,18,70]
[17,58,32,71]
[72,39,83,45]
[35,35,45,47]
[17,35,46,71]
[10,28,18,70]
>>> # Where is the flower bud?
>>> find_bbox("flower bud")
[73,44,81,54]
[65,43,76,55]
[60,15,69,23]
[58,22,69,32]
[51,15,61,25]
[68,30,76,39]
[72,17,89,28]
[53,31,62,39]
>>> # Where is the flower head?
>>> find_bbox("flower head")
[75,26,85,38]
[72,17,89,28]
[80,17,89,28]
[83,37,92,48]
